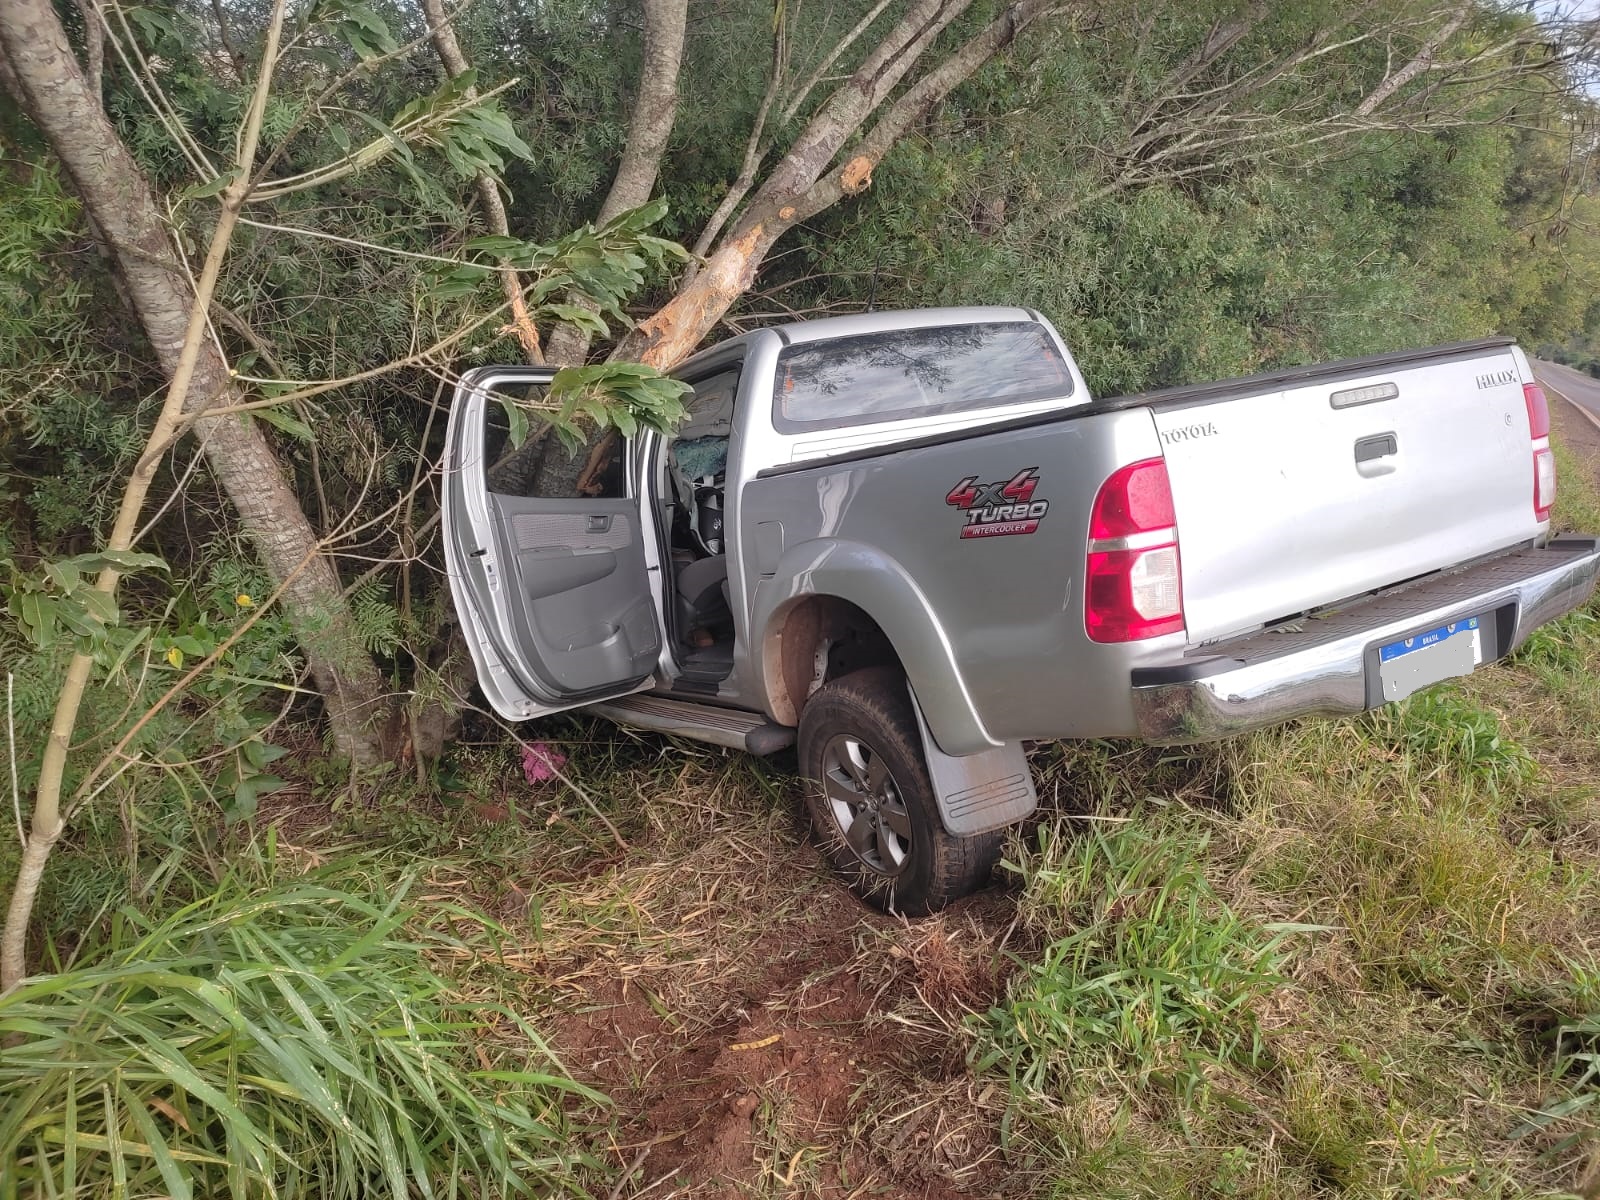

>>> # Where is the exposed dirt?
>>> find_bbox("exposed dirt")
[548,889,1020,1198]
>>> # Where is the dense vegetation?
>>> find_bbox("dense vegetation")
[3,0,1600,1194]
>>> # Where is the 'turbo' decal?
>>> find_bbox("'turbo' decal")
[946,468,1048,538]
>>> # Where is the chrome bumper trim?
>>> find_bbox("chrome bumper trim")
[1131,538,1600,744]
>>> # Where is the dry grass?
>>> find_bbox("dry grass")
[229,439,1600,1197]
[355,664,1597,1199]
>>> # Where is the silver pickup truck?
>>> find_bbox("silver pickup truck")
[443,306,1600,913]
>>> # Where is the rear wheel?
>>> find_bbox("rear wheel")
[797,668,1002,915]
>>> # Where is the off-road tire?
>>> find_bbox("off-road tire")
[798,667,1002,915]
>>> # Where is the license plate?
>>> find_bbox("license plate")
[1377,617,1483,702]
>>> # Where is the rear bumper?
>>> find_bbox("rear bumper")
[1131,537,1600,744]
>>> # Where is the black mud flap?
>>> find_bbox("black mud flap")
[908,689,1037,836]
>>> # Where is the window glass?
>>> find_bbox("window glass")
[773,322,1072,431]
[669,367,739,491]
[481,381,625,499]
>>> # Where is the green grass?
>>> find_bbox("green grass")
[969,772,1600,1196]
[0,842,601,1199]
[13,450,1600,1197]
[975,821,1294,1105]
[970,510,1600,1198]
[1366,687,1537,794]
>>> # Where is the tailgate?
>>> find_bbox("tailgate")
[1156,342,1542,643]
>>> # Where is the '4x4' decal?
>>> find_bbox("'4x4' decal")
[945,468,1048,539]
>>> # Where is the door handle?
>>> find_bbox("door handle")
[1355,432,1398,478]
[1354,433,1397,462]
[586,514,613,534]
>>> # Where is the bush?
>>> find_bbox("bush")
[0,866,601,1198]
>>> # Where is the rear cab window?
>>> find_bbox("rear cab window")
[772,321,1073,432]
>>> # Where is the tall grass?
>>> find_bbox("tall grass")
[975,821,1299,1105]
[0,860,602,1199]
[1366,687,1536,793]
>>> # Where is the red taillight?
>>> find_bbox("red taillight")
[1525,382,1554,521]
[1085,458,1184,643]
[1088,460,1176,538]
[1524,383,1550,439]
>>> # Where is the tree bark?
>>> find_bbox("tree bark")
[421,0,544,363]
[594,0,688,228]
[615,0,1060,370]
[0,0,395,765]
[1354,3,1471,117]
[544,0,688,367]
[70,0,102,100]
[527,0,689,498]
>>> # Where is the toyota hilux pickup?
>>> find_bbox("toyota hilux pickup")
[443,306,1600,913]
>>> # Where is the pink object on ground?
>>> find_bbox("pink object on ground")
[522,742,566,784]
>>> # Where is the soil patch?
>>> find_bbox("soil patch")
[548,892,1018,1198]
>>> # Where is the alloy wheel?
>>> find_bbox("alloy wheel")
[818,733,912,874]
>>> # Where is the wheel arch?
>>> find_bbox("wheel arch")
[760,594,899,726]
[750,540,999,754]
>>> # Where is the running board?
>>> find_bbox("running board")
[590,694,796,755]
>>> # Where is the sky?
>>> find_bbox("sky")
[1535,0,1600,20]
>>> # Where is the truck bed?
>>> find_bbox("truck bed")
[1115,338,1547,643]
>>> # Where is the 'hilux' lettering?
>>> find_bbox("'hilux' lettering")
[1476,369,1516,390]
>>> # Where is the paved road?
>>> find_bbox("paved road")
[1533,357,1600,426]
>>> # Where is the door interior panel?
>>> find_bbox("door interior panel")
[446,366,665,716]
[488,495,660,695]
[509,511,633,552]
[516,547,620,600]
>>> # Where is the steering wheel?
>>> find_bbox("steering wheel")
[691,476,724,556]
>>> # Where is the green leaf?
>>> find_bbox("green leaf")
[498,396,530,450]
[425,264,491,302]
[57,601,105,639]
[541,303,608,338]
[346,109,417,170]
[601,195,669,233]
[63,551,169,575]
[15,592,51,646]
[116,1079,194,1200]
[78,589,119,628]
[178,167,242,203]
[1508,1094,1594,1139]
[464,234,529,259]
[229,775,285,823]
[251,405,315,441]
[42,560,80,593]
[124,6,184,45]
[314,0,399,59]
[240,740,291,772]
[636,233,690,262]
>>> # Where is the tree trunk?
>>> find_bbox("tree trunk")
[421,0,544,364]
[544,0,688,368]
[527,0,688,499]
[1354,3,1471,117]
[615,0,1058,370]
[0,0,395,765]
